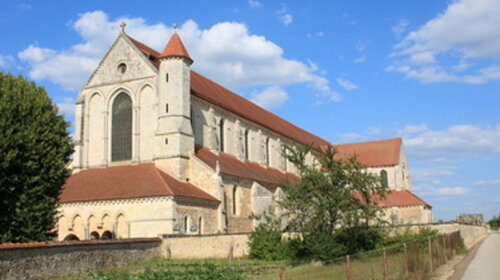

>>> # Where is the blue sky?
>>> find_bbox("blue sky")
[1,0,499,221]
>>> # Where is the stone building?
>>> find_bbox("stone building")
[57,27,432,241]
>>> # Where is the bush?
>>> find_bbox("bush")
[333,226,385,255]
[383,227,438,247]
[249,219,289,261]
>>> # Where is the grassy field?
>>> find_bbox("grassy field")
[60,251,423,280]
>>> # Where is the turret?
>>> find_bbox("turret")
[155,33,194,180]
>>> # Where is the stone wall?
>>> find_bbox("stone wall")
[0,238,161,280]
[391,222,488,248]
[161,233,250,259]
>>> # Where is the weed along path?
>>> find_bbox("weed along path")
[460,233,500,280]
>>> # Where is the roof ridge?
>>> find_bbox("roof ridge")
[404,190,431,207]
[152,166,176,196]
[335,137,402,147]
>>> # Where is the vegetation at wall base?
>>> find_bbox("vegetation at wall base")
[0,72,73,243]
[488,214,500,230]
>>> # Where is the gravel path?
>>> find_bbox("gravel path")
[461,233,500,280]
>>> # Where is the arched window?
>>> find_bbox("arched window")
[265,137,270,166]
[111,92,132,161]
[380,169,389,188]
[101,231,113,239]
[90,231,100,240]
[232,185,238,216]
[244,129,250,160]
[219,119,225,152]
[64,234,79,241]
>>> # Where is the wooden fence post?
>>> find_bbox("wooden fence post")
[404,243,409,278]
[383,248,388,280]
[428,237,433,273]
[345,255,352,280]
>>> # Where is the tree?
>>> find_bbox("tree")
[0,73,73,243]
[280,145,388,259]
[489,214,500,230]
[280,145,388,234]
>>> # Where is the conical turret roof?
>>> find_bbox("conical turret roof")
[159,33,193,63]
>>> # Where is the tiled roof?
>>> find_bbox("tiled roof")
[129,35,330,149]
[59,164,219,203]
[355,190,430,208]
[195,148,299,186]
[159,33,193,62]
[334,138,402,167]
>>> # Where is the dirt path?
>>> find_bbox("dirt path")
[459,233,500,280]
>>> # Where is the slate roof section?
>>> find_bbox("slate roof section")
[59,164,219,203]
[195,148,299,186]
[129,35,330,149]
[334,138,402,167]
[159,33,193,62]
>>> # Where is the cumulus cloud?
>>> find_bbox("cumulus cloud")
[415,185,469,196]
[336,78,358,90]
[389,0,500,84]
[18,11,336,104]
[412,166,456,185]
[403,124,500,159]
[0,55,14,68]
[250,86,288,110]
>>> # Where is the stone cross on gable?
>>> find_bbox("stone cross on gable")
[120,22,127,33]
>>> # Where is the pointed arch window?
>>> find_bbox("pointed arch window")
[232,185,238,216]
[380,169,389,188]
[111,92,133,162]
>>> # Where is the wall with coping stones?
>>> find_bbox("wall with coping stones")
[161,233,250,259]
[391,222,488,248]
[0,238,161,280]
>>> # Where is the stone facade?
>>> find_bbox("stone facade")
[58,29,431,241]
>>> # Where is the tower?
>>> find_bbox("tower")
[155,33,194,180]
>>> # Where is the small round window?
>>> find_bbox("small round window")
[117,63,127,74]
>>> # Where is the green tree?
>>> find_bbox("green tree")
[280,145,388,235]
[280,145,388,260]
[0,73,73,243]
[489,214,500,230]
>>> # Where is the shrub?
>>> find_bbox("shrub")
[383,227,439,247]
[249,218,289,261]
[333,226,385,255]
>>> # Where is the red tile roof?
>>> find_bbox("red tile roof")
[129,35,330,149]
[159,33,193,62]
[354,190,430,208]
[334,138,402,167]
[59,164,219,203]
[195,148,299,186]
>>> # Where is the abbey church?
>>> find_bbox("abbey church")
[57,27,433,241]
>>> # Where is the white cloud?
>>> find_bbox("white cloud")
[307,31,324,38]
[416,185,469,196]
[354,56,366,63]
[277,6,293,25]
[412,166,456,185]
[474,179,500,186]
[403,124,500,159]
[280,14,293,25]
[336,78,358,90]
[56,97,75,117]
[392,20,409,36]
[397,123,429,135]
[0,55,14,68]
[18,11,336,103]
[389,0,500,84]
[248,0,262,8]
[431,187,469,196]
[250,86,288,110]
